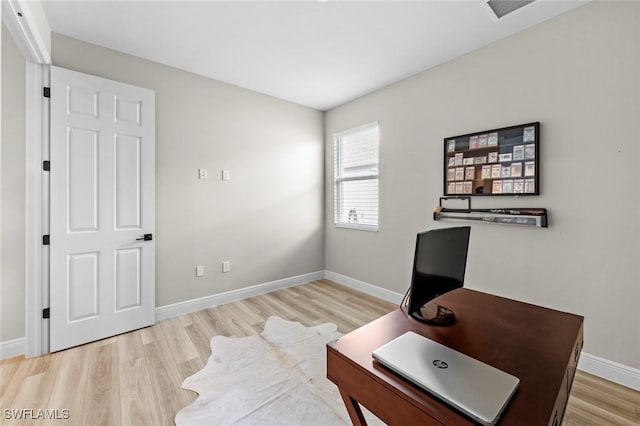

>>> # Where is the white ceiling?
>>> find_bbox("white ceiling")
[42,0,587,111]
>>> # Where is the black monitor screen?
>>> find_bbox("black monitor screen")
[407,227,471,320]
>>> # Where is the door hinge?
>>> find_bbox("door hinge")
[43,160,50,171]
[43,87,50,98]
[42,235,50,245]
[42,308,50,319]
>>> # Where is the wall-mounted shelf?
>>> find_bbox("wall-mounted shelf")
[433,197,548,228]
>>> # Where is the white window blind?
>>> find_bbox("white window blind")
[333,122,379,231]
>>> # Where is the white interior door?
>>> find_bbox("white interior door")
[49,66,155,352]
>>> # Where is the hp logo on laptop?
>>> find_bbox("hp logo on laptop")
[433,360,448,369]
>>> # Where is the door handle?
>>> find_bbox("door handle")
[136,234,153,241]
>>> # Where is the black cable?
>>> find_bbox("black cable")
[400,286,411,310]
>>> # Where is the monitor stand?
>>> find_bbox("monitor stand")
[410,301,456,326]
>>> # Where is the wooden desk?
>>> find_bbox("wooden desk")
[327,289,583,426]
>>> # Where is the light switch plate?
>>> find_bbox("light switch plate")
[196,265,204,277]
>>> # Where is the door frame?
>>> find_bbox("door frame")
[3,0,51,357]
[24,61,50,357]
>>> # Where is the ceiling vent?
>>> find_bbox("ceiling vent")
[486,0,535,19]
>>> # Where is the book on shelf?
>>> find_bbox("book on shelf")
[492,180,503,194]
[463,157,474,165]
[447,169,455,181]
[447,139,456,153]
[488,132,498,146]
[524,161,535,177]
[525,179,535,193]
[463,181,473,194]
[474,156,487,164]
[523,126,535,142]
[465,167,475,180]
[447,182,456,194]
[524,144,535,159]
[510,162,522,177]
[513,145,524,161]
[455,167,465,181]
[482,165,492,179]
[448,157,455,167]
[455,152,464,166]
[488,152,498,163]
[455,182,464,194]
[491,164,501,178]
[469,136,479,149]
[478,134,488,147]
[499,153,512,162]
[502,180,514,193]
[514,179,524,193]
[501,165,511,178]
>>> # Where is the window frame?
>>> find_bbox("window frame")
[333,121,380,232]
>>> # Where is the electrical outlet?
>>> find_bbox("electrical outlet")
[222,261,231,273]
[196,265,204,277]
[199,169,208,179]
[221,170,231,181]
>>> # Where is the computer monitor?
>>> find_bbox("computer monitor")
[407,226,471,326]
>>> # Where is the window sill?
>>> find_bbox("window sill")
[334,223,378,232]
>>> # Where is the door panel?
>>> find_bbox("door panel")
[67,86,99,118]
[67,252,99,321]
[50,66,155,352]
[115,248,142,311]
[67,128,99,232]
[115,97,141,125]
[115,134,141,229]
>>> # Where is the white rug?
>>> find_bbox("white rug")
[175,316,383,426]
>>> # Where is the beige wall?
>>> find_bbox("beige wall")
[51,34,325,309]
[325,2,640,369]
[0,5,3,345]
[1,23,27,342]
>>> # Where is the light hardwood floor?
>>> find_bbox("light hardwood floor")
[1,280,638,425]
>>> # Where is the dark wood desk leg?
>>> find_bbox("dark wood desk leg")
[339,388,367,426]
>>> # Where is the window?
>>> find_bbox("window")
[333,122,379,231]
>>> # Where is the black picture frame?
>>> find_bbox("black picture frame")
[443,122,540,196]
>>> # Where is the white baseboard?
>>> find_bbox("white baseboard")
[323,270,640,392]
[323,270,404,304]
[578,352,640,391]
[155,270,325,321]
[0,337,25,360]
[1,270,324,359]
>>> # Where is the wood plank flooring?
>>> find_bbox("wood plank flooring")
[1,280,638,425]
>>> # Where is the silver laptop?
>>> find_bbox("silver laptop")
[372,332,519,426]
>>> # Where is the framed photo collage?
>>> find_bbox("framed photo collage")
[444,122,540,196]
